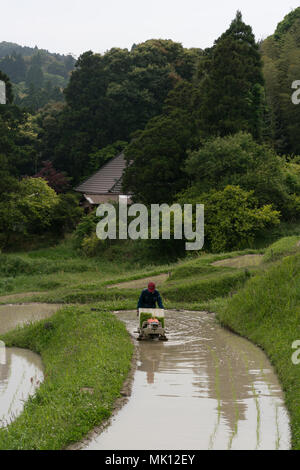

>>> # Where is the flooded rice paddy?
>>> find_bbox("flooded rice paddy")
[84,310,290,450]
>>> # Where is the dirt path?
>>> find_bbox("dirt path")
[107,273,169,289]
[212,254,263,268]
[0,292,47,303]
[83,310,290,450]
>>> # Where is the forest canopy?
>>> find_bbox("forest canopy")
[1,9,300,252]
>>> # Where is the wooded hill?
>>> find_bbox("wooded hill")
[1,9,300,254]
[0,41,76,110]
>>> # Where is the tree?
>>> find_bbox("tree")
[177,185,280,252]
[0,100,39,177]
[0,53,26,83]
[122,109,193,204]
[199,11,264,139]
[33,160,70,193]
[184,132,292,215]
[261,8,300,154]
[0,70,13,103]
[87,140,127,177]
[0,154,18,196]
[16,177,59,231]
[40,41,202,183]
[0,178,59,246]
[26,63,44,88]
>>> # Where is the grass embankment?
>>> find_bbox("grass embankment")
[217,238,300,449]
[1,237,299,449]
[0,305,133,450]
[0,242,263,449]
[0,242,261,305]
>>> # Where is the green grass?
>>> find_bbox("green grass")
[162,270,252,303]
[263,236,300,263]
[0,304,133,450]
[0,234,300,449]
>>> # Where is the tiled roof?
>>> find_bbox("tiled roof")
[75,152,127,195]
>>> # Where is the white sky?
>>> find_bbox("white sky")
[1,0,300,57]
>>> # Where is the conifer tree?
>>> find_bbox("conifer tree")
[200,11,264,139]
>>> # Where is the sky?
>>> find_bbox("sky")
[1,0,300,57]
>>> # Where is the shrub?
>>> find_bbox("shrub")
[184,132,292,215]
[73,210,99,249]
[178,185,280,252]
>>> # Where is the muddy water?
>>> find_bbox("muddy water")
[0,303,60,428]
[0,348,43,427]
[85,310,290,450]
[0,303,61,335]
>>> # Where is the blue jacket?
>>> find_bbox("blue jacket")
[137,288,164,309]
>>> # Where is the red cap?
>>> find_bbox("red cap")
[148,282,156,292]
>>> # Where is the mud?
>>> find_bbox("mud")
[0,303,61,335]
[83,310,290,450]
[107,273,169,289]
[0,292,46,303]
[0,303,61,428]
[0,347,43,427]
[212,254,263,268]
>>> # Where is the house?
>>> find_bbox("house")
[75,152,132,210]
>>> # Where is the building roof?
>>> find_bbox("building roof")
[75,152,127,195]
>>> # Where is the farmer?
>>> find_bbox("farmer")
[137,281,164,315]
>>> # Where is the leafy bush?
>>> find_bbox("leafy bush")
[50,193,83,235]
[178,185,280,252]
[184,132,293,216]
[0,277,14,293]
[0,255,33,277]
[73,210,99,249]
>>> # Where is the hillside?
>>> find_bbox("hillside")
[0,41,76,111]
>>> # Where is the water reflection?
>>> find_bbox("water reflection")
[0,303,61,335]
[84,310,290,450]
[0,348,43,427]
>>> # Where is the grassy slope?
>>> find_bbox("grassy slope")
[0,237,299,448]
[0,305,133,450]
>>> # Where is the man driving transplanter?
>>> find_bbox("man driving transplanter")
[137,282,164,316]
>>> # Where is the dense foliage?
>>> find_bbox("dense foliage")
[39,40,202,183]
[198,11,264,139]
[0,42,75,111]
[261,8,300,154]
[178,185,280,252]
[1,9,300,254]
